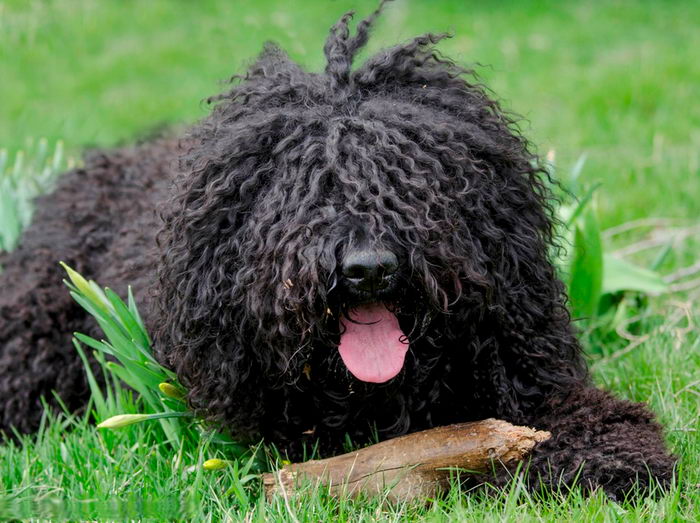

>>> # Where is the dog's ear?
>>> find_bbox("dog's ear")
[465,158,588,418]
[153,140,272,436]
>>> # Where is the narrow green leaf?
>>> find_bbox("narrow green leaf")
[73,340,107,419]
[650,243,673,271]
[61,262,111,313]
[565,182,602,228]
[104,288,150,350]
[106,358,164,395]
[0,189,22,251]
[568,202,603,320]
[73,332,115,356]
[602,254,668,295]
[127,286,150,344]
[105,362,148,397]
[569,153,588,187]
[67,291,111,323]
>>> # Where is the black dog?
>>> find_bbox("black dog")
[0,4,674,499]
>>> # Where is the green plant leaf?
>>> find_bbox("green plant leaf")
[567,201,604,320]
[0,189,22,251]
[73,340,108,418]
[107,357,164,393]
[127,285,150,344]
[569,153,588,185]
[61,262,112,313]
[104,288,150,352]
[602,254,669,295]
[565,182,601,228]
[73,333,115,356]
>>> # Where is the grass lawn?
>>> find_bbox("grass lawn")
[1,0,699,520]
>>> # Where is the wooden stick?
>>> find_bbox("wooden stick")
[262,418,550,503]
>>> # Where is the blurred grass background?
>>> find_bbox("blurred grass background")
[1,0,699,519]
[2,0,699,227]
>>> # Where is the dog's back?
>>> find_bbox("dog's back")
[0,139,176,434]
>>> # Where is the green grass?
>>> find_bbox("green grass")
[1,0,699,520]
[1,316,697,520]
[2,0,699,226]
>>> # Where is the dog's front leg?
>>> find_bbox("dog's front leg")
[493,386,676,500]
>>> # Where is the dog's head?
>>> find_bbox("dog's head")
[155,4,577,430]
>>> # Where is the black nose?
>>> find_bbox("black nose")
[342,248,398,292]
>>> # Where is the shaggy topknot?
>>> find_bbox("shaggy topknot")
[1,2,675,500]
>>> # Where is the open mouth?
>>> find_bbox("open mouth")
[338,302,409,383]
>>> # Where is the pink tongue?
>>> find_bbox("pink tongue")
[338,303,409,383]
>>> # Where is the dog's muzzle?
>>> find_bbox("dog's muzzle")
[336,247,408,383]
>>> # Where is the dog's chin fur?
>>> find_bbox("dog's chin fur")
[0,1,675,500]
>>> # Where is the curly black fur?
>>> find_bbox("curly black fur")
[0,2,675,500]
